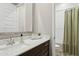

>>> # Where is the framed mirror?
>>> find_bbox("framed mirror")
[0,3,32,33]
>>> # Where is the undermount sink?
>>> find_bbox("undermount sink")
[0,45,7,49]
[0,39,9,50]
[23,36,43,45]
[31,36,42,40]
[23,35,42,40]
[0,38,21,50]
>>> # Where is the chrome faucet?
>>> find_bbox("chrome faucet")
[7,33,15,46]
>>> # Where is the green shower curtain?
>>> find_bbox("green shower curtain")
[63,7,79,56]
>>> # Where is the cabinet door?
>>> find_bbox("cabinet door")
[19,40,49,56]
[40,41,49,56]
[17,3,32,32]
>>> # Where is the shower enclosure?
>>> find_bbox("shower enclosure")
[54,3,79,56]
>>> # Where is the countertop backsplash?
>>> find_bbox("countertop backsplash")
[0,32,32,39]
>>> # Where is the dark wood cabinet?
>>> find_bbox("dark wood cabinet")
[19,40,50,56]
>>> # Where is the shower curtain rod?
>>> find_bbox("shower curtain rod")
[65,6,79,10]
[56,6,79,12]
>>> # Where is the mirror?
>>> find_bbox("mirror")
[0,3,32,33]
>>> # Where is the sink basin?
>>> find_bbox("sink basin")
[0,38,21,50]
[31,36,42,40]
[23,40,38,45]
[23,36,42,40]
[23,37,42,45]
[0,45,7,49]
[0,39,9,49]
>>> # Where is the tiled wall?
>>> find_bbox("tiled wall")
[0,32,32,39]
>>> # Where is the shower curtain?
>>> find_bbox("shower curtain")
[63,7,79,56]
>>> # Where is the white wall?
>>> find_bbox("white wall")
[33,3,52,35]
[55,3,79,44]
[0,3,18,32]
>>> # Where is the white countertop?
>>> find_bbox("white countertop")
[0,34,50,56]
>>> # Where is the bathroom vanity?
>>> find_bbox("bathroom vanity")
[0,34,50,56]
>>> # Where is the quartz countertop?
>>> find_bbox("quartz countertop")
[0,34,50,56]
